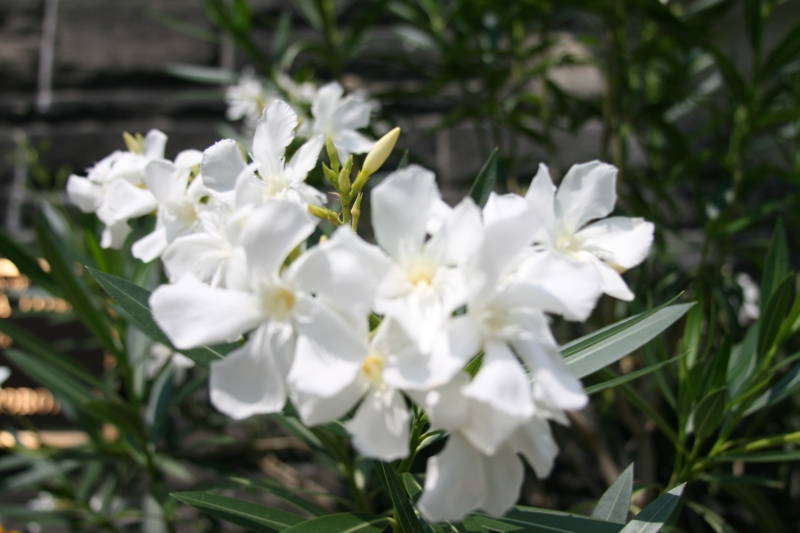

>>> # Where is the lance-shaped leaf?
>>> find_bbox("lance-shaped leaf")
[564,303,694,378]
[280,513,390,533]
[592,463,634,524]
[473,507,623,533]
[171,492,304,533]
[469,148,498,208]
[760,219,789,310]
[228,477,328,517]
[375,461,425,533]
[87,268,238,367]
[585,357,681,396]
[756,274,794,360]
[619,484,685,533]
[746,359,800,414]
[693,388,727,440]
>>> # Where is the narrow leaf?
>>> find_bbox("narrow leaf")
[727,326,758,400]
[280,513,390,533]
[171,492,304,533]
[746,359,800,414]
[228,477,328,517]
[694,388,727,440]
[474,507,623,533]
[756,274,794,360]
[87,268,238,367]
[375,462,425,533]
[565,303,694,378]
[397,150,410,170]
[585,357,680,396]
[619,484,685,533]
[592,463,634,524]
[759,23,800,80]
[687,501,738,533]
[469,148,498,208]
[713,450,800,463]
[402,473,423,502]
[3,348,96,407]
[760,219,789,309]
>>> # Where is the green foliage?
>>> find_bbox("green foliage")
[171,492,306,532]
[591,463,634,524]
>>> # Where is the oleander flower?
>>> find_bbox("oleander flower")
[525,161,654,301]
[225,70,273,127]
[310,82,374,158]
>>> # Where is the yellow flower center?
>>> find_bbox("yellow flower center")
[406,260,436,288]
[361,354,385,387]
[263,286,296,320]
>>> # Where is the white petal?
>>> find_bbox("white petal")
[463,341,533,419]
[524,163,557,245]
[293,381,366,426]
[101,220,132,249]
[510,250,602,321]
[209,326,287,419]
[174,149,203,169]
[144,129,168,159]
[132,227,169,263]
[555,161,617,234]
[426,198,453,235]
[512,339,587,412]
[285,135,324,184]
[242,201,316,279]
[332,96,372,130]
[311,82,344,124]
[143,160,185,204]
[66,176,102,213]
[371,165,440,258]
[150,275,262,349]
[590,255,635,301]
[480,445,524,517]
[252,100,297,176]
[345,388,410,461]
[289,297,368,397]
[201,139,247,194]
[508,415,558,478]
[162,233,230,283]
[234,169,266,208]
[418,434,485,523]
[460,396,529,456]
[334,129,374,157]
[104,180,157,221]
[286,226,390,317]
[408,372,471,431]
[576,217,654,269]
[426,197,483,266]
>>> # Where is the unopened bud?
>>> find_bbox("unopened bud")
[322,163,338,187]
[307,204,341,225]
[338,156,353,196]
[326,136,340,172]
[353,127,400,193]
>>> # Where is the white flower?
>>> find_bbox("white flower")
[293,318,419,461]
[131,153,209,263]
[310,82,374,158]
[370,165,481,356]
[203,101,325,208]
[225,70,272,127]
[525,161,654,301]
[736,272,760,325]
[150,202,383,420]
[412,373,558,522]
[0,366,10,388]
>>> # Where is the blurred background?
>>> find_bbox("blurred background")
[2,0,800,531]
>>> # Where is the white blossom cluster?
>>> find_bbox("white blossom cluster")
[67,90,654,521]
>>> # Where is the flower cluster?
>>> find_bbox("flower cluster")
[67,95,654,522]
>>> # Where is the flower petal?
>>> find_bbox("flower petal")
[132,226,169,263]
[201,139,247,194]
[252,100,297,176]
[104,179,157,221]
[150,275,262,349]
[513,338,587,413]
[66,176,102,213]
[524,163,557,245]
[462,340,533,420]
[371,165,439,258]
[209,326,287,419]
[311,82,344,125]
[174,149,203,169]
[408,372,470,431]
[508,415,558,478]
[242,201,316,279]
[480,445,524,517]
[345,388,410,461]
[418,434,485,523]
[162,233,231,283]
[426,197,483,266]
[100,220,131,249]
[285,135,324,184]
[576,216,654,269]
[334,129,374,158]
[555,161,617,234]
[293,380,366,427]
[332,95,372,130]
[588,254,635,301]
[144,129,168,159]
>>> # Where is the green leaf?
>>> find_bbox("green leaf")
[397,150,410,170]
[35,216,118,355]
[402,473,423,502]
[759,22,800,80]
[727,326,758,400]
[473,507,623,533]
[0,318,117,399]
[687,501,738,533]
[693,387,727,440]
[756,274,794,360]
[619,484,685,533]
[713,450,800,462]
[585,357,680,396]
[0,229,61,296]
[84,401,146,444]
[744,0,764,60]
[721,483,786,533]
[469,148,498,208]
[280,513,390,533]
[681,301,704,369]
[171,492,305,533]
[3,348,96,407]
[706,337,732,394]
[760,219,789,310]
[745,359,800,414]
[87,267,238,367]
[293,0,323,31]
[228,477,328,517]
[591,463,633,524]
[375,461,425,533]
[564,303,694,378]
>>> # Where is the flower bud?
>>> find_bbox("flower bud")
[307,204,341,225]
[338,156,353,196]
[353,127,400,193]
[322,163,338,187]
[325,136,340,172]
